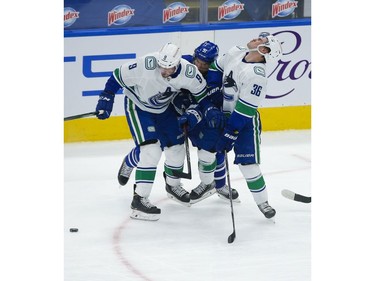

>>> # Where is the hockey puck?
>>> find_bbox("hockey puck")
[69,228,79,232]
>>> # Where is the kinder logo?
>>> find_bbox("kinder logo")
[272,0,298,18]
[108,5,135,26]
[218,0,245,21]
[64,7,79,28]
[163,2,189,23]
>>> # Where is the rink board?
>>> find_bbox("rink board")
[64,21,311,142]
[64,105,311,142]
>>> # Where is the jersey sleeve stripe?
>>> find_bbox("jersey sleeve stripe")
[125,98,145,144]
[113,68,126,88]
[191,88,207,103]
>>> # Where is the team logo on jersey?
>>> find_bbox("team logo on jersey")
[272,0,298,18]
[149,87,177,107]
[64,7,79,28]
[185,64,196,78]
[254,66,266,77]
[223,71,238,91]
[108,5,135,26]
[145,56,157,70]
[218,0,245,21]
[163,2,190,24]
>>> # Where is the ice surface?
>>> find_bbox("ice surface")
[64,130,311,281]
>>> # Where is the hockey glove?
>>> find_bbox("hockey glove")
[172,90,194,115]
[204,106,226,129]
[178,105,203,132]
[216,127,239,152]
[96,91,115,120]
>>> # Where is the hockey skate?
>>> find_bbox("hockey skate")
[216,185,241,203]
[165,182,191,207]
[190,181,216,204]
[257,201,276,219]
[130,192,161,221]
[118,159,133,186]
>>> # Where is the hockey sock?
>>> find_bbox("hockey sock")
[164,144,185,186]
[135,142,162,197]
[125,146,140,168]
[197,149,216,185]
[214,152,226,189]
[239,164,268,205]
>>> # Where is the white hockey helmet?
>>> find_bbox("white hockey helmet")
[157,43,182,68]
[258,31,270,38]
[258,35,282,63]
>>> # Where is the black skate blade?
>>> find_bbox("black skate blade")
[227,232,236,244]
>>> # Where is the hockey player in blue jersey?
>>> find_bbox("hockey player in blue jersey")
[118,41,241,204]
[174,42,241,204]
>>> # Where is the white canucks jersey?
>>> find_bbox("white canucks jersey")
[113,53,206,113]
[214,46,267,118]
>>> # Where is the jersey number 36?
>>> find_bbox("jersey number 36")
[251,84,262,96]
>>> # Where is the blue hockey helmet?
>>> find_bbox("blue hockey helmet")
[193,41,219,63]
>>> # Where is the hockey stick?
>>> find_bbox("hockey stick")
[172,124,192,179]
[64,110,103,121]
[225,151,236,244]
[281,189,311,203]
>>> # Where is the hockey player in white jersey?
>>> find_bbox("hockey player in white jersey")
[117,41,240,205]
[214,34,282,219]
[95,43,208,221]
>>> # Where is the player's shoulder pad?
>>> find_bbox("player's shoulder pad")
[225,45,247,57]
[207,68,223,81]
[182,54,194,64]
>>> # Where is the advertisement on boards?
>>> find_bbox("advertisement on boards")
[64,0,307,29]
[64,25,310,117]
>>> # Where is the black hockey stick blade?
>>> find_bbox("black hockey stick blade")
[64,111,101,121]
[171,170,192,179]
[228,231,236,243]
[281,189,311,203]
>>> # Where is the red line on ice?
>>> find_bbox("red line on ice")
[112,198,168,281]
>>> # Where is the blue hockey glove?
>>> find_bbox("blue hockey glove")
[96,91,115,120]
[216,127,239,152]
[204,106,226,129]
[172,90,194,115]
[178,106,202,132]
